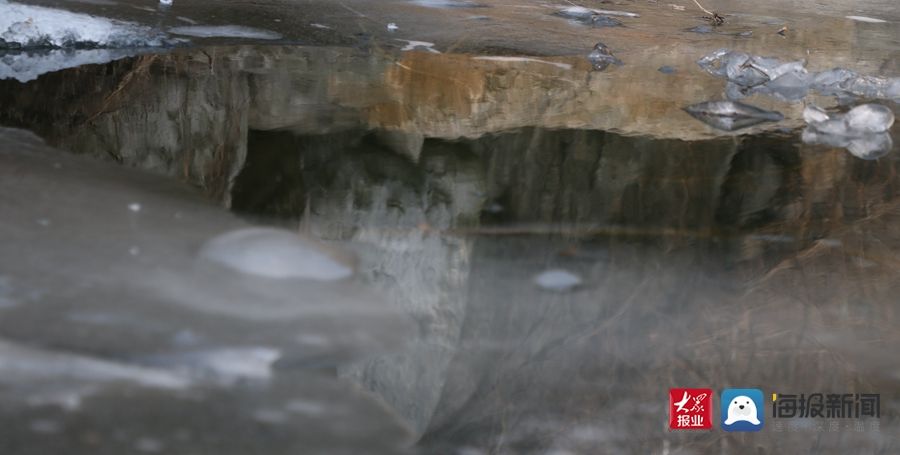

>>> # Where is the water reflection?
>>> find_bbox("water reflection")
[1,39,899,454]
[228,123,900,452]
[1,45,896,204]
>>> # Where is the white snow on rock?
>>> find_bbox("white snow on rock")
[534,269,582,292]
[0,48,146,83]
[0,0,170,48]
[396,39,440,53]
[845,15,887,23]
[199,228,355,281]
[168,25,282,40]
[0,0,177,82]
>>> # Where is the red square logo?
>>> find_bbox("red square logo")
[669,388,712,430]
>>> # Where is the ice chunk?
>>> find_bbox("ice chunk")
[802,104,895,160]
[534,269,582,292]
[753,59,806,81]
[810,68,857,94]
[703,51,807,90]
[588,42,623,71]
[554,6,636,25]
[804,104,894,135]
[199,227,354,281]
[699,49,900,103]
[697,48,732,77]
[802,104,831,124]
[684,101,784,131]
[168,25,282,40]
[836,74,900,100]
[698,50,768,87]
[802,128,893,160]
[845,104,895,133]
[590,15,623,28]
[759,70,812,101]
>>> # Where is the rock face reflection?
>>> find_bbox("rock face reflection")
[229,123,900,452]
[0,44,842,203]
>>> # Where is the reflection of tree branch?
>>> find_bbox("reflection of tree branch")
[85,55,159,124]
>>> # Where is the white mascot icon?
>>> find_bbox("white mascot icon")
[724,395,761,425]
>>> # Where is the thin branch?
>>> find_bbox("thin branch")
[691,0,714,16]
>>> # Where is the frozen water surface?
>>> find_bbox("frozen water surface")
[0,0,899,453]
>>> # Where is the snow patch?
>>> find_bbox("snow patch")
[199,228,354,281]
[396,39,440,53]
[0,1,177,82]
[0,48,153,83]
[845,15,887,23]
[0,0,171,49]
[534,269,582,292]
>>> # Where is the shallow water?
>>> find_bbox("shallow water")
[1,0,899,453]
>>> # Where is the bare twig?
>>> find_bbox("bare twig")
[690,0,713,16]
[690,0,725,25]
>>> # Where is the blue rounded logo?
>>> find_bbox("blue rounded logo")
[720,388,764,431]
